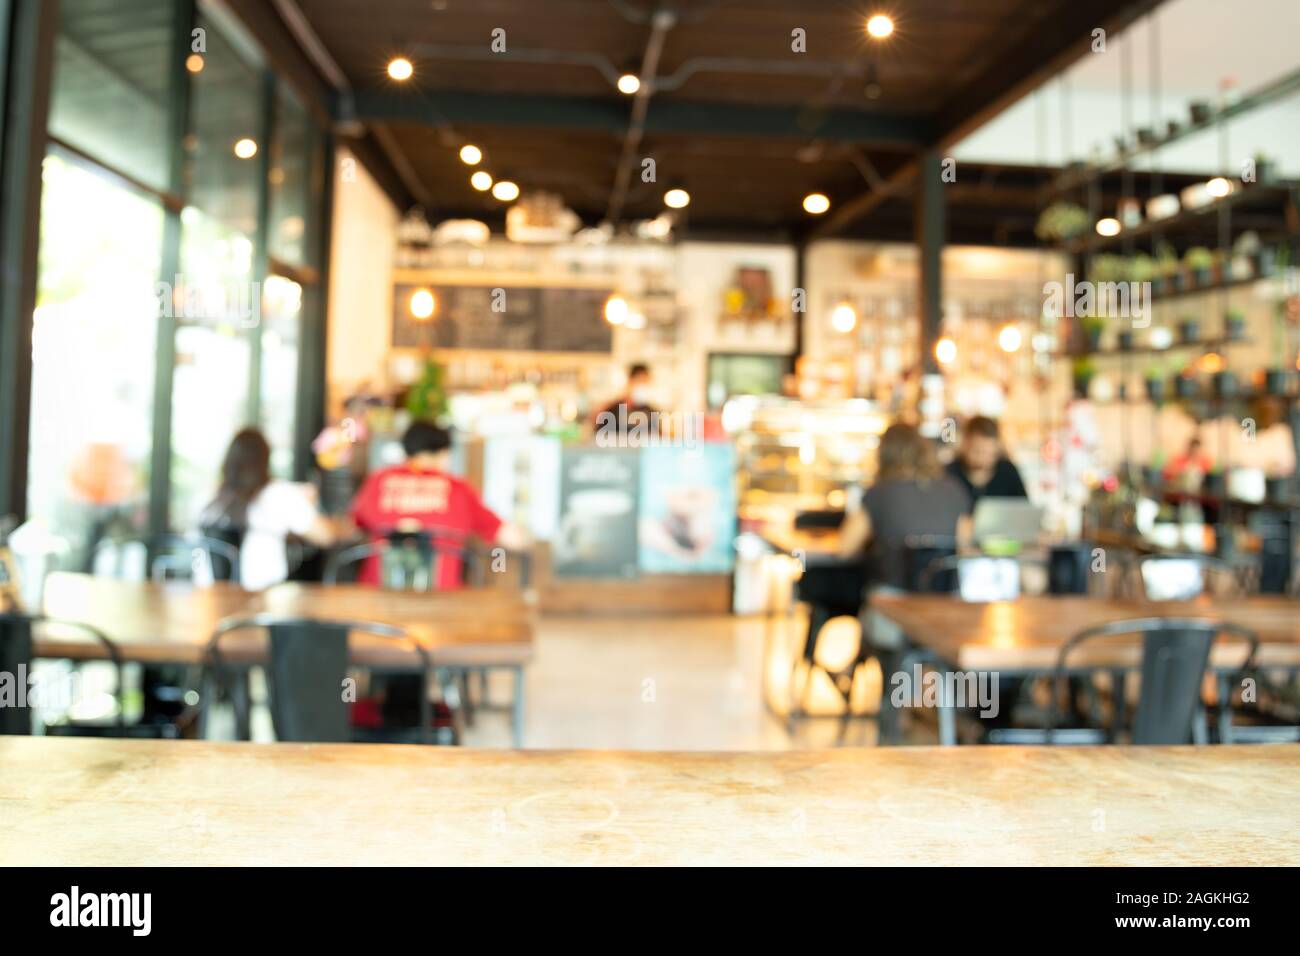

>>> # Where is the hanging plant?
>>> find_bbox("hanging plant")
[1035,203,1091,242]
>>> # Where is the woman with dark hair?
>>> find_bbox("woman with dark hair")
[201,428,337,590]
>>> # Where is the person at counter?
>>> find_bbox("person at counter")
[592,363,657,431]
[946,415,1027,510]
[350,421,529,589]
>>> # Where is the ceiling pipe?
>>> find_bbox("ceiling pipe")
[605,8,676,227]
[407,43,868,93]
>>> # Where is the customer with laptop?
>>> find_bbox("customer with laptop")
[946,415,1028,509]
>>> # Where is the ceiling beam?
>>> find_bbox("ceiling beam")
[809,0,1165,240]
[345,89,930,146]
[932,0,1165,151]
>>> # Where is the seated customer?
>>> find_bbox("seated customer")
[839,423,971,588]
[350,421,528,588]
[946,415,1027,510]
[201,428,339,590]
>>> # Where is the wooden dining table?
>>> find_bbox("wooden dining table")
[871,593,1300,745]
[3,735,1297,865]
[37,572,536,745]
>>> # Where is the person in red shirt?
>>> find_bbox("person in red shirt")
[350,421,527,589]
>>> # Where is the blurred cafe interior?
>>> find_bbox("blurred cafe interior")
[1,0,1299,868]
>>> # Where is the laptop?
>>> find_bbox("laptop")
[971,498,1044,546]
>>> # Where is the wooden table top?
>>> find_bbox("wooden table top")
[38,572,534,668]
[872,593,1300,670]
[2,736,1297,865]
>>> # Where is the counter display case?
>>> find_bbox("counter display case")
[726,397,890,522]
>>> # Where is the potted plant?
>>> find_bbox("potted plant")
[1184,247,1215,286]
[1136,126,1157,147]
[1225,308,1246,341]
[1174,363,1201,399]
[1035,203,1091,243]
[1213,368,1238,398]
[1072,356,1097,398]
[1129,252,1156,284]
[1251,151,1276,185]
[1189,101,1212,124]
[1152,243,1179,296]
[1165,119,1182,138]
[1145,363,1167,404]
[1090,253,1127,285]
[1177,315,1201,343]
[1266,299,1292,394]
[1081,315,1106,350]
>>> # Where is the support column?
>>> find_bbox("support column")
[0,0,57,522]
[915,150,946,378]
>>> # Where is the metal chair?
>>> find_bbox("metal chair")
[900,534,958,593]
[0,612,135,736]
[203,615,451,745]
[91,534,240,584]
[987,617,1258,745]
[324,530,483,589]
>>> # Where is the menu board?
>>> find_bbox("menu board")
[393,284,612,353]
[553,447,639,578]
[637,445,737,574]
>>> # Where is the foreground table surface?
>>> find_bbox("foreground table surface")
[872,594,1300,670]
[2,737,1297,865]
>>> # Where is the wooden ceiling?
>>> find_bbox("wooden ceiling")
[263,0,1161,242]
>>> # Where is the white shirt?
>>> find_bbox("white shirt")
[240,481,320,591]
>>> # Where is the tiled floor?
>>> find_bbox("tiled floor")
[210,609,909,749]
[462,610,892,750]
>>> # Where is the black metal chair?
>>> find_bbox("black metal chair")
[324,530,484,589]
[0,612,185,737]
[91,533,240,584]
[202,615,451,745]
[987,617,1258,745]
[900,534,958,593]
[325,530,533,727]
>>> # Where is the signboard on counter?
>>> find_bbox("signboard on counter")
[637,445,737,574]
[393,284,613,353]
[481,435,561,541]
[553,447,640,578]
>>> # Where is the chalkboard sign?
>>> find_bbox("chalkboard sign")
[393,283,613,353]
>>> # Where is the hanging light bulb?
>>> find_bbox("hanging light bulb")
[998,324,1022,353]
[604,295,629,325]
[830,302,857,333]
[387,57,414,81]
[409,288,436,320]
[935,337,957,365]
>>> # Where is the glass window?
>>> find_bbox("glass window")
[260,275,303,478]
[268,87,315,267]
[47,0,176,193]
[185,14,261,239]
[169,207,256,530]
[27,150,163,561]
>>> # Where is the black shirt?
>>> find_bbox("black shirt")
[945,457,1028,511]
